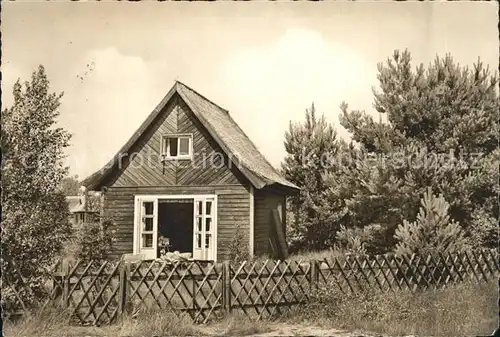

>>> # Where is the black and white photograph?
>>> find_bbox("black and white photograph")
[1,2,499,336]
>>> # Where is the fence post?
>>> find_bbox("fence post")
[118,262,128,318]
[310,259,319,291]
[222,260,232,313]
[52,258,63,302]
[192,273,197,316]
[63,263,70,308]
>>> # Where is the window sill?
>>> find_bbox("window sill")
[161,156,193,162]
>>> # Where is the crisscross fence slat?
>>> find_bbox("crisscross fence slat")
[2,249,498,325]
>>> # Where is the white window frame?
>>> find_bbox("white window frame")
[134,198,158,260]
[133,194,218,262]
[140,202,155,249]
[161,134,193,160]
[193,197,216,261]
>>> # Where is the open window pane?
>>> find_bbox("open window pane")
[179,137,190,155]
[142,234,153,248]
[206,201,212,216]
[168,138,178,156]
[162,135,192,159]
[197,234,202,248]
[143,217,153,232]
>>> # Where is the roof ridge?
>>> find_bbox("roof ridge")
[176,82,294,188]
[175,81,229,114]
[176,81,283,173]
[82,80,300,193]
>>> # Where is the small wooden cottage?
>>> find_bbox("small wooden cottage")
[66,195,100,227]
[82,82,299,261]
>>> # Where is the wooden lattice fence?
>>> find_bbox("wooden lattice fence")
[126,260,223,323]
[1,259,66,321]
[228,259,310,320]
[315,250,500,293]
[2,249,499,325]
[63,260,122,325]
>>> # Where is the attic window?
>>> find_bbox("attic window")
[161,134,193,160]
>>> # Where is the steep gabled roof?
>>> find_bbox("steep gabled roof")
[81,81,300,194]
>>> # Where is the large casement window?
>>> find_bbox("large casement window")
[136,198,158,260]
[134,195,217,261]
[161,134,193,160]
[193,197,216,261]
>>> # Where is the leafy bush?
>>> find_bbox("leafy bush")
[469,207,499,248]
[2,66,73,309]
[73,217,116,264]
[226,225,250,264]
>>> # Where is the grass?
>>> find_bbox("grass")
[227,247,340,267]
[286,247,342,262]
[209,312,273,336]
[6,279,496,337]
[4,246,498,337]
[3,308,273,337]
[2,308,108,337]
[284,279,498,337]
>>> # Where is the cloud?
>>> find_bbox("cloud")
[219,28,376,168]
[61,47,167,178]
[3,34,379,176]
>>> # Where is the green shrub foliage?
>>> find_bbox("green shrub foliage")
[226,224,250,264]
[283,50,499,253]
[1,66,73,306]
[281,103,346,252]
[394,187,470,255]
[74,217,116,264]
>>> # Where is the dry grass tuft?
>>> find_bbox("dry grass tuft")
[3,307,200,337]
[3,308,273,337]
[3,308,110,337]
[118,308,202,337]
[286,279,498,336]
[3,277,497,337]
[287,248,341,262]
[212,312,273,336]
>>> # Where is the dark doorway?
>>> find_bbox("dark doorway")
[158,199,194,255]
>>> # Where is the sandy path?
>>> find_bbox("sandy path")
[252,323,364,336]
[206,321,388,337]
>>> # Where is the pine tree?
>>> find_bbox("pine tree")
[325,50,499,252]
[394,188,469,256]
[281,103,343,251]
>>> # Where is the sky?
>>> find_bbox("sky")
[2,2,498,179]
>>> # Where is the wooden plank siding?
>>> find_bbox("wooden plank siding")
[253,189,286,257]
[103,186,250,260]
[104,95,245,187]
[100,95,252,261]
